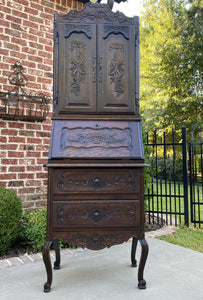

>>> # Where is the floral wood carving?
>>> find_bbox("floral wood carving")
[70,42,87,96]
[61,127,132,150]
[64,232,134,250]
[57,170,136,192]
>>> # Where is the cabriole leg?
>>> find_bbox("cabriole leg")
[138,239,149,289]
[131,237,138,267]
[42,241,53,292]
[53,239,61,270]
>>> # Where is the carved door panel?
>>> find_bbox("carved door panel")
[57,23,97,113]
[97,24,136,114]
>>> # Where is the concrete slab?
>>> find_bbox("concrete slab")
[1,237,203,300]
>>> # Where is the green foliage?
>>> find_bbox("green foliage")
[140,0,203,132]
[21,208,47,252]
[148,156,183,180]
[0,187,22,255]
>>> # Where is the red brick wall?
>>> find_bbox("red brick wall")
[0,0,83,209]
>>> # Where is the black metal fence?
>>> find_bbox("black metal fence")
[189,127,203,227]
[145,126,202,228]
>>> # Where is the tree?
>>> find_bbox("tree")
[140,0,203,134]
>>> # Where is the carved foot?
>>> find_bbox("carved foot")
[138,279,146,289]
[44,282,51,293]
[53,239,61,270]
[131,237,138,267]
[42,241,53,292]
[138,239,149,289]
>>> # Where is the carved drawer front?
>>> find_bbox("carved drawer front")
[53,200,140,228]
[53,168,140,195]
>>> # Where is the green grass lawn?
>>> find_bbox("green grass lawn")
[159,226,203,253]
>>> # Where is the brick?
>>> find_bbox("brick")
[9,137,26,143]
[19,145,34,151]
[29,41,43,50]
[26,180,42,187]
[1,129,18,136]
[0,5,11,14]
[0,48,9,56]
[12,9,28,20]
[37,77,52,84]
[18,187,35,194]
[10,51,26,60]
[0,136,7,143]
[36,158,47,165]
[26,151,41,158]
[8,122,24,129]
[11,37,27,47]
[40,12,53,21]
[0,34,10,42]
[37,131,50,138]
[29,27,44,38]
[4,42,20,51]
[26,123,41,130]
[0,260,10,269]
[8,180,24,187]
[0,166,7,172]
[0,19,10,28]
[16,0,29,6]
[8,151,25,158]
[29,15,43,24]
[1,159,18,165]
[21,46,37,55]
[28,55,43,64]
[36,200,47,207]
[36,172,47,179]
[5,257,21,266]
[7,1,23,10]
[31,2,43,11]
[18,173,35,179]
[22,201,35,209]
[19,158,35,166]
[24,6,39,15]
[36,145,49,152]
[9,166,25,172]
[6,15,22,25]
[26,166,42,172]
[0,144,17,151]
[38,50,52,60]
[0,121,7,127]
[21,60,36,69]
[19,130,34,137]
[0,151,6,158]
[0,173,17,180]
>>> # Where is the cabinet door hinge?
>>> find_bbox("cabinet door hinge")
[55,32,59,45]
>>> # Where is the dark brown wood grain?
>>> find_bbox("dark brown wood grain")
[43,2,148,293]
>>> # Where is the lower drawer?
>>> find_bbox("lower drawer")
[52,200,140,228]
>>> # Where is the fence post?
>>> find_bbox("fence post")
[182,126,189,227]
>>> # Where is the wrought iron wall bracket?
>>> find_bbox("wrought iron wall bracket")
[0,61,51,122]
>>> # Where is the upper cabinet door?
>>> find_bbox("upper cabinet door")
[57,23,97,113]
[97,24,136,114]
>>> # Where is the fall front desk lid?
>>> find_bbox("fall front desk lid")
[49,120,144,160]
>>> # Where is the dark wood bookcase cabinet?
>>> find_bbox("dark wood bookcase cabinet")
[42,3,148,292]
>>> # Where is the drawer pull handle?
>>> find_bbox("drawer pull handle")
[93,210,100,217]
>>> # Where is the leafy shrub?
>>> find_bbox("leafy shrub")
[0,187,22,255]
[21,208,47,252]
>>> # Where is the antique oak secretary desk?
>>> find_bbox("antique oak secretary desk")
[42,2,149,292]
